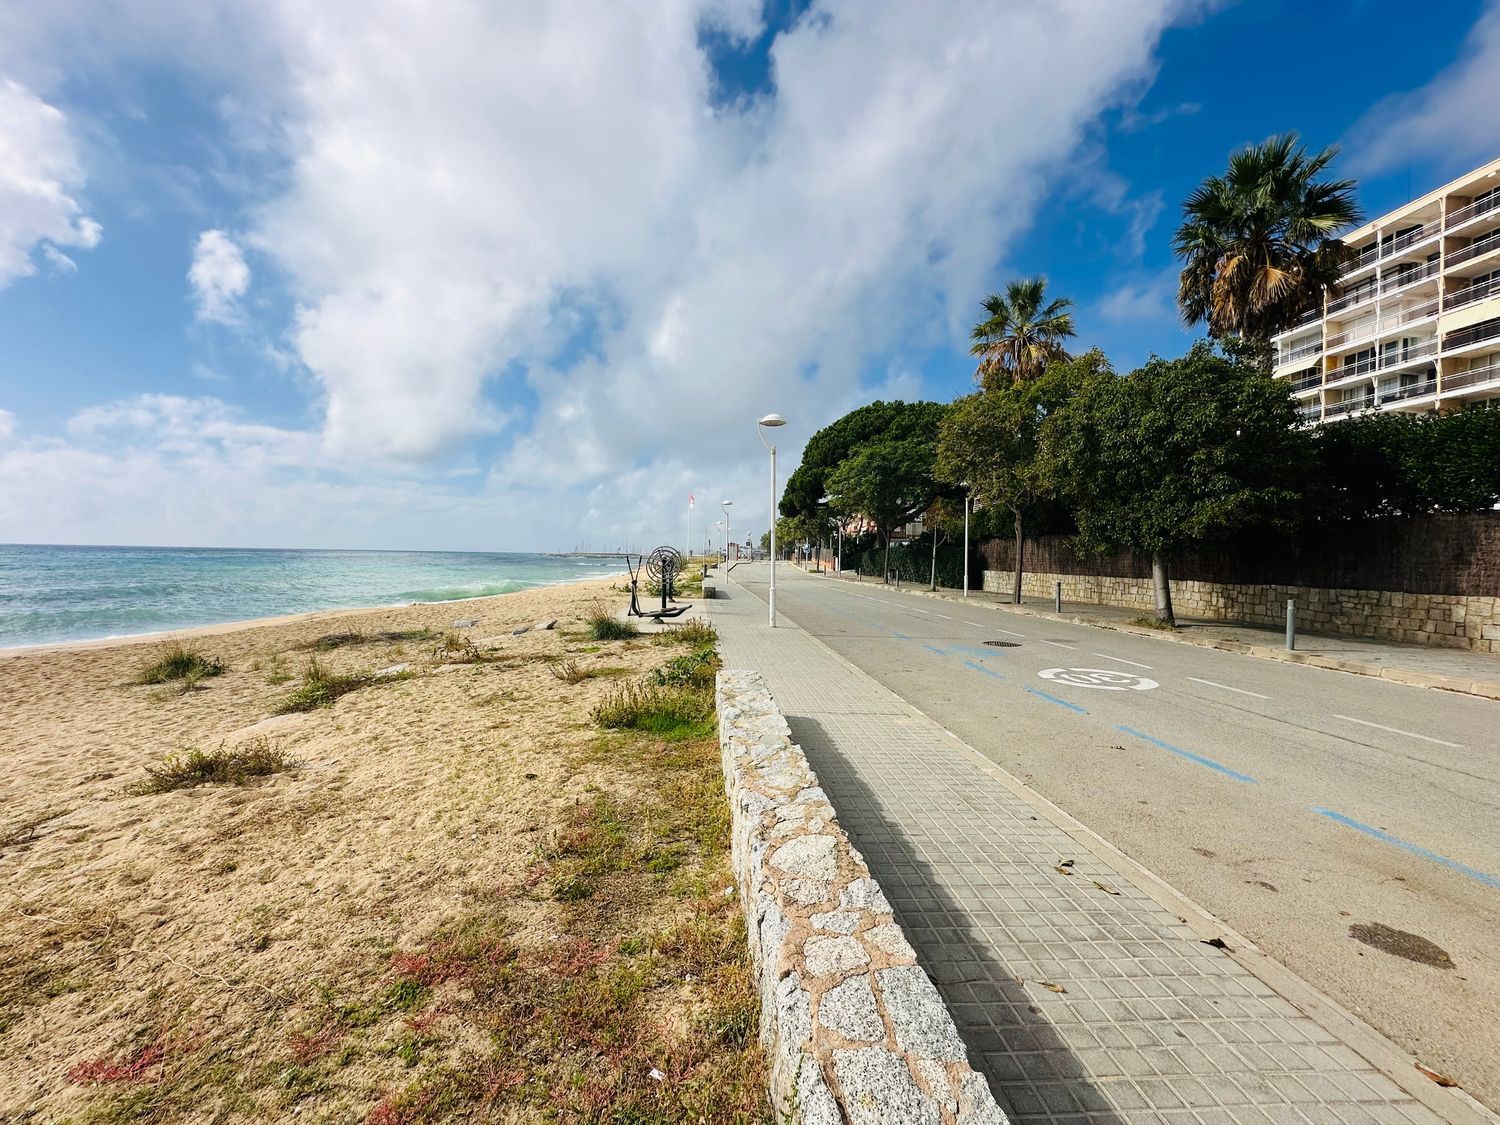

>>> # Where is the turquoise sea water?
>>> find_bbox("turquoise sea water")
[0,545,626,648]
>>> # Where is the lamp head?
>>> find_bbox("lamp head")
[758,413,786,428]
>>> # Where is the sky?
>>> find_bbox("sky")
[2,0,1498,552]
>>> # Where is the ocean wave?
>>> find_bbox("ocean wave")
[393,582,533,602]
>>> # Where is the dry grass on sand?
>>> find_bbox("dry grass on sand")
[0,579,765,1122]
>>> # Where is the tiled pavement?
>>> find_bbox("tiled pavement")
[708,572,1452,1125]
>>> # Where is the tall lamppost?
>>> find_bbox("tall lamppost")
[721,501,733,562]
[962,484,971,598]
[757,413,786,627]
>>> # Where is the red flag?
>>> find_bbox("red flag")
[688,493,695,508]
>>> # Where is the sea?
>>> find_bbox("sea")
[0,544,627,649]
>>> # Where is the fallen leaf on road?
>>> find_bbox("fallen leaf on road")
[1201,937,1230,950]
[1092,880,1119,895]
[1055,859,1075,875]
[1036,981,1066,993]
[1415,1063,1456,1087]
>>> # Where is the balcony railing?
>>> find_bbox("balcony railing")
[1295,403,1322,422]
[1325,397,1374,418]
[1443,316,1500,352]
[1326,285,1377,316]
[1326,296,1440,349]
[1377,379,1436,405]
[1277,340,1323,365]
[1289,371,1323,393]
[1443,360,1500,394]
[1326,340,1437,385]
[1384,222,1439,256]
[1342,242,1380,275]
[1447,192,1500,227]
[1448,228,1500,267]
[1446,274,1500,312]
[1381,258,1441,292]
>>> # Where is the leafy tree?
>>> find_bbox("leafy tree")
[1175,133,1362,340]
[969,277,1076,392]
[825,437,939,580]
[1310,404,1500,518]
[780,400,948,522]
[1041,340,1309,625]
[936,353,1100,604]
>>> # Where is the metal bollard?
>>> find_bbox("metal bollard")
[1054,581,1062,613]
[1285,598,1296,651]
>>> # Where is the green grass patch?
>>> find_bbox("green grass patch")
[126,738,294,795]
[591,681,714,739]
[273,656,401,714]
[585,609,638,641]
[650,617,717,647]
[648,645,720,690]
[133,642,224,686]
[1128,614,1177,631]
[301,628,436,652]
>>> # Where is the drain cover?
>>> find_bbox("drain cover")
[983,640,1021,648]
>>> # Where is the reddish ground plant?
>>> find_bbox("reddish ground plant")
[67,1041,166,1084]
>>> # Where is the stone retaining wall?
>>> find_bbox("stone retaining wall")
[980,569,1500,653]
[717,669,1005,1125]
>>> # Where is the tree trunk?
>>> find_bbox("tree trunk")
[1012,509,1024,606]
[1151,551,1175,627]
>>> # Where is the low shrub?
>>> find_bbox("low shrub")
[585,610,638,641]
[127,738,293,795]
[274,656,377,714]
[650,618,717,647]
[592,681,714,739]
[648,645,720,690]
[134,643,224,686]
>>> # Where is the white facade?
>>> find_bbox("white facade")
[1272,156,1500,424]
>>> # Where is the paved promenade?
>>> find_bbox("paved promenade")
[708,567,1480,1124]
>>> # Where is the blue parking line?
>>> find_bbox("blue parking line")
[1115,725,1257,784]
[1313,807,1500,891]
[890,630,914,640]
[963,660,1005,680]
[1025,686,1088,714]
[923,644,950,656]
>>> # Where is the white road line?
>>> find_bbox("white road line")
[993,627,1026,638]
[1187,676,1270,700]
[1332,714,1463,749]
[1093,653,1152,670]
[909,608,929,615]
[934,613,953,620]
[1039,639,1077,649]
[964,621,987,629]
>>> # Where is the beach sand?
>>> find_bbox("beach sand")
[0,577,760,1120]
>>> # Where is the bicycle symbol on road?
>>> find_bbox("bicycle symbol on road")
[1038,667,1159,691]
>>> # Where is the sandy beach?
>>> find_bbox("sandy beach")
[0,576,763,1121]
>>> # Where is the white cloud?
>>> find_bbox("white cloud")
[0,408,15,442]
[0,78,101,288]
[1,0,1200,548]
[1096,270,1178,325]
[1348,1,1500,174]
[188,228,250,323]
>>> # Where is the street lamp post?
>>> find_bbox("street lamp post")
[721,501,733,562]
[757,413,786,628]
[962,486,971,598]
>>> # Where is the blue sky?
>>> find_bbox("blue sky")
[2,0,1498,550]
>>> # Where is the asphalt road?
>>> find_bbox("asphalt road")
[732,562,1500,1112]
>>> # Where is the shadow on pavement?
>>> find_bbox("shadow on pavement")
[786,713,1127,1125]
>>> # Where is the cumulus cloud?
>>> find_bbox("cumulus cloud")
[1096,270,1179,325]
[1348,1,1500,174]
[0,408,15,441]
[0,78,101,288]
[188,229,250,323]
[2,0,1196,547]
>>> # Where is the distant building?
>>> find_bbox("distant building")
[1272,156,1500,423]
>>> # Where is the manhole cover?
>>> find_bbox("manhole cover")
[983,640,1021,648]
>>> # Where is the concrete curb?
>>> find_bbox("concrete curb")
[818,571,1500,702]
[717,669,1006,1125]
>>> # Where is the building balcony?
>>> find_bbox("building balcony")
[1294,402,1322,424]
[1446,227,1500,269]
[1376,378,1437,406]
[1443,359,1500,395]
[1339,242,1380,280]
[1445,273,1500,312]
[1326,296,1440,350]
[1288,370,1323,394]
[1324,396,1375,419]
[1442,316,1500,354]
[1383,221,1440,257]
[1275,339,1323,367]
[1446,191,1500,230]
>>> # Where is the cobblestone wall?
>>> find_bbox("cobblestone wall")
[717,669,1005,1124]
[979,570,1500,652]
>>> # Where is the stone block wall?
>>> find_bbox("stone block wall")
[717,670,1005,1125]
[979,570,1500,652]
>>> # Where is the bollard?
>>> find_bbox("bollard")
[1285,598,1296,651]
[1054,581,1062,614]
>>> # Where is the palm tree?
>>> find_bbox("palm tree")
[969,277,1076,392]
[1175,133,1362,341]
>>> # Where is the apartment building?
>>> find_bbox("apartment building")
[1272,156,1500,424]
